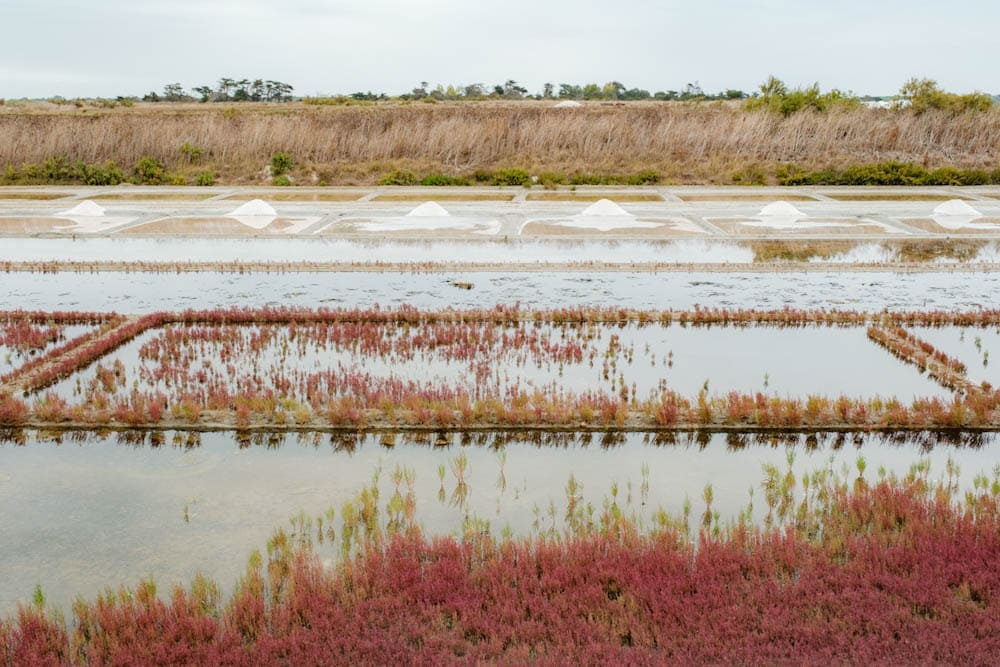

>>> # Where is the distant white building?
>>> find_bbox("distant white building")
[862,99,910,109]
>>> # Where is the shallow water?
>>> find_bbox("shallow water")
[4,271,1000,314]
[0,238,757,264]
[0,324,93,376]
[48,323,950,403]
[3,237,998,265]
[912,325,1000,386]
[0,430,995,613]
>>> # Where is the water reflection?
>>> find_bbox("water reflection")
[4,271,1000,313]
[1,428,997,613]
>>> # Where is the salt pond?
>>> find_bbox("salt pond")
[4,271,1000,313]
[911,325,1000,387]
[0,430,995,613]
[0,323,94,376]
[46,323,950,404]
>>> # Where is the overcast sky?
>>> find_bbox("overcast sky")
[2,0,996,98]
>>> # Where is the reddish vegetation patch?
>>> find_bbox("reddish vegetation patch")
[3,478,1000,664]
[0,311,115,345]
[868,325,976,391]
[4,306,1000,429]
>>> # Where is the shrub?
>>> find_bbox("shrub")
[536,171,566,188]
[777,161,1000,186]
[732,166,767,185]
[194,171,215,186]
[625,170,660,185]
[0,158,125,185]
[272,175,291,186]
[492,168,531,186]
[418,173,470,186]
[179,142,204,163]
[925,167,990,186]
[378,169,418,186]
[79,161,125,186]
[132,156,166,184]
[900,78,993,114]
[270,152,293,176]
[746,76,860,116]
[23,157,77,182]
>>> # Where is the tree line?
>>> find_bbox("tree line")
[143,78,294,103]
[361,80,747,102]
[117,76,999,111]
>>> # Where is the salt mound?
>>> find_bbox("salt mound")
[554,100,582,108]
[55,200,105,217]
[406,202,451,217]
[933,200,981,217]
[227,199,277,217]
[581,199,630,217]
[759,201,806,218]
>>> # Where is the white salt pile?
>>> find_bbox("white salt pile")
[227,199,278,217]
[930,200,999,230]
[739,200,829,229]
[554,100,582,108]
[406,202,451,217]
[531,199,669,232]
[933,200,982,217]
[354,203,499,233]
[553,217,665,232]
[758,201,806,218]
[55,200,106,217]
[224,199,279,230]
[581,199,630,217]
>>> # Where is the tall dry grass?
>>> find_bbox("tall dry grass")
[2,102,999,183]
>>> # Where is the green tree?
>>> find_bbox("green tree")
[899,78,993,113]
[559,84,583,99]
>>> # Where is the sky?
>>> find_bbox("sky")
[1,0,997,99]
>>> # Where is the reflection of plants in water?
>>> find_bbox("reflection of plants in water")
[449,451,469,509]
[701,484,715,531]
[495,450,507,493]
[436,463,446,504]
[750,240,855,264]
[13,456,1000,663]
[564,474,593,535]
[386,465,417,536]
[896,239,983,264]
[11,305,1000,430]
[640,463,650,506]
[315,508,335,545]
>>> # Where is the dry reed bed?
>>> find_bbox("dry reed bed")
[2,306,1000,430]
[3,105,1000,179]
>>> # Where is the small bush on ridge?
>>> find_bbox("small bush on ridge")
[270,152,293,176]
